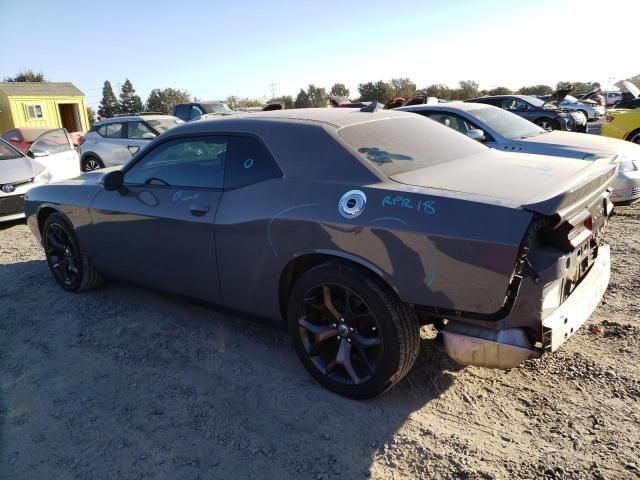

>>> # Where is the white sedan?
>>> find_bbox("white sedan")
[556,95,605,121]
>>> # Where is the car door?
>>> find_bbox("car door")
[95,122,129,166]
[26,129,80,181]
[86,134,227,303]
[124,120,157,158]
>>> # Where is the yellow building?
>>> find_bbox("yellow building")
[0,82,90,134]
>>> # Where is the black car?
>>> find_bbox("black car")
[171,101,234,122]
[465,87,587,132]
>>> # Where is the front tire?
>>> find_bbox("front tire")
[43,213,103,292]
[535,118,557,132]
[287,262,420,399]
[627,129,640,144]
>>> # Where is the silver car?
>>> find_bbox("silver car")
[398,102,640,204]
[79,114,184,171]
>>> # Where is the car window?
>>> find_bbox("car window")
[173,105,190,121]
[128,121,156,140]
[105,123,124,139]
[0,140,23,160]
[125,136,227,188]
[190,106,203,120]
[502,98,528,111]
[424,113,470,134]
[96,125,107,136]
[30,129,72,154]
[224,136,281,189]
[2,130,20,141]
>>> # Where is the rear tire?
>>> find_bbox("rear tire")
[43,213,103,292]
[81,156,104,172]
[287,261,420,399]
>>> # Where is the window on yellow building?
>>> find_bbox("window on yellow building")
[26,104,44,119]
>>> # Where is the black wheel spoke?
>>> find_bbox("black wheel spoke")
[323,286,342,321]
[45,222,79,286]
[335,339,360,385]
[46,232,65,252]
[298,317,338,350]
[352,332,381,349]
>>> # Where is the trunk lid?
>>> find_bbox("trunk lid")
[390,150,617,220]
[543,84,574,108]
[622,80,640,99]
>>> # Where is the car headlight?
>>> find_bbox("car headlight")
[33,168,52,184]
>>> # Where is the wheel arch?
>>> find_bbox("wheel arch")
[278,250,400,319]
[37,204,72,236]
[625,128,640,142]
[80,151,103,163]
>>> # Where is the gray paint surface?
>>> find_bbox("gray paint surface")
[24,108,616,338]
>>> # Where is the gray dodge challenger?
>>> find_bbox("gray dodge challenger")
[24,108,616,398]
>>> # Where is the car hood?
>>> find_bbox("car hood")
[543,84,574,107]
[622,80,640,99]
[390,149,617,219]
[521,131,640,158]
[0,156,45,184]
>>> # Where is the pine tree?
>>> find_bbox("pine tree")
[119,79,143,114]
[98,81,120,118]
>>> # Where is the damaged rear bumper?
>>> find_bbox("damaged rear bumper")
[438,244,610,368]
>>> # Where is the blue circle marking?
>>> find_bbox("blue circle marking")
[243,158,254,169]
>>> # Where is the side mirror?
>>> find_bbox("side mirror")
[8,136,20,142]
[102,170,124,191]
[142,132,156,139]
[466,129,486,142]
[27,147,50,158]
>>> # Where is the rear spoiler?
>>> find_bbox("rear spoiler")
[522,156,618,224]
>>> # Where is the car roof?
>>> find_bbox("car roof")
[397,102,496,113]
[173,107,413,133]
[97,115,175,124]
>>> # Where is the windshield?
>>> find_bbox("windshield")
[201,103,233,114]
[525,96,544,107]
[467,106,545,140]
[339,115,486,176]
[0,140,24,160]
[147,118,184,133]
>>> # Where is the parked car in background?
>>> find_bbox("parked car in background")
[171,101,234,122]
[602,109,640,145]
[0,130,80,222]
[554,94,604,121]
[24,108,615,398]
[399,102,640,205]
[465,89,587,132]
[2,127,51,153]
[79,114,183,171]
[576,89,605,108]
[603,91,623,107]
[613,81,640,109]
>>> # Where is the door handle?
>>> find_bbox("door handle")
[189,204,210,216]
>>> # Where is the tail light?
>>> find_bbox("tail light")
[542,211,592,252]
[605,115,614,122]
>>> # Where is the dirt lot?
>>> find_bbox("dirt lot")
[1,204,639,480]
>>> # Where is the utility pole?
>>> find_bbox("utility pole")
[269,83,277,99]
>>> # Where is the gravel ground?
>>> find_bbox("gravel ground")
[1,203,639,480]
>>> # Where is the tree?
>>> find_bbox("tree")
[98,80,120,118]
[306,84,328,107]
[518,84,553,95]
[86,107,96,125]
[418,84,452,100]
[4,69,47,82]
[389,78,417,99]
[145,88,191,114]
[226,96,264,109]
[486,86,513,96]
[119,79,143,114]
[294,89,312,108]
[268,95,294,109]
[358,81,394,103]
[455,80,479,100]
[329,83,350,98]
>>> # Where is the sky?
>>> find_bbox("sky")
[1,0,639,109]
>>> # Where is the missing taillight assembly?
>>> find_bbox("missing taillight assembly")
[542,211,593,252]
[605,115,614,122]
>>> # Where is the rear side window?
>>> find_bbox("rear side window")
[224,136,281,189]
[339,116,486,176]
[105,123,124,138]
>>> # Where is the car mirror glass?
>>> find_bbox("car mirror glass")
[102,170,124,191]
[28,147,50,158]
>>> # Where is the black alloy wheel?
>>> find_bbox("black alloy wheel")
[298,284,383,386]
[288,262,420,399]
[44,222,80,288]
[82,156,103,172]
[42,213,103,292]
